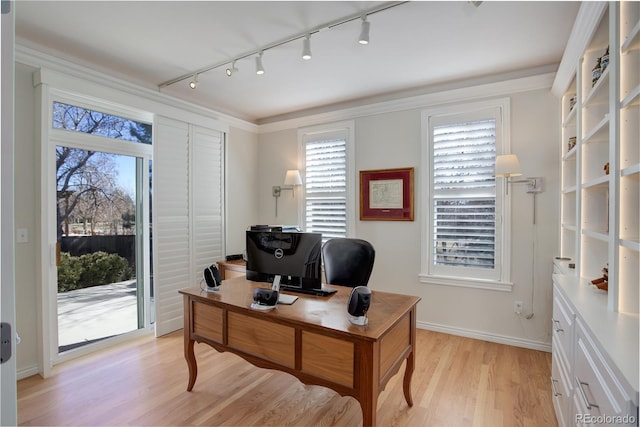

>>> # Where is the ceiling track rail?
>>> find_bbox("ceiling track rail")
[158,1,408,89]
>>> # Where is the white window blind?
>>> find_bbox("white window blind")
[432,119,497,270]
[421,100,510,289]
[304,137,347,240]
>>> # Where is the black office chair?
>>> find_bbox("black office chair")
[322,238,375,287]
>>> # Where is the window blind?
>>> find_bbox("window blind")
[432,119,497,269]
[154,117,224,336]
[304,138,347,240]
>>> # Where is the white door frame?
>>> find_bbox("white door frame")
[1,1,18,424]
[37,89,153,370]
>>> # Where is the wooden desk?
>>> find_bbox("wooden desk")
[215,259,246,280]
[180,277,420,427]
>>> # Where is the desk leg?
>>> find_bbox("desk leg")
[185,337,197,391]
[359,394,378,427]
[402,349,414,407]
[402,306,416,407]
[357,340,378,427]
[183,296,197,391]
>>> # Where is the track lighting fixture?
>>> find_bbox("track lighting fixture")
[188,73,198,89]
[302,34,312,60]
[226,61,238,76]
[358,15,370,45]
[159,2,408,90]
[256,52,265,75]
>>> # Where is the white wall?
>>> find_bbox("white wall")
[225,126,260,254]
[14,63,39,377]
[256,129,300,227]
[13,55,558,379]
[255,88,560,350]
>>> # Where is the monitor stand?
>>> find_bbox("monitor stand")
[273,274,336,297]
[271,275,282,292]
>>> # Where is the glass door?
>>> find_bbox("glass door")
[49,100,153,357]
[56,148,145,352]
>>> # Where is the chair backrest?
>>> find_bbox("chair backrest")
[322,238,375,287]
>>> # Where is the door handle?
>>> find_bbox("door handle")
[0,322,11,364]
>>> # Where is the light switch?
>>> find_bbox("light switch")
[16,228,28,243]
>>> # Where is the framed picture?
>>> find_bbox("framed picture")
[360,167,414,221]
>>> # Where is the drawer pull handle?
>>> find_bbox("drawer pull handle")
[551,377,562,397]
[552,319,564,333]
[576,377,599,410]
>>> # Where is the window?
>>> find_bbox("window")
[53,101,152,144]
[299,122,355,241]
[421,99,512,291]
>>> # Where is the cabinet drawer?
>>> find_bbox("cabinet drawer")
[574,319,634,424]
[552,337,573,427]
[552,289,574,366]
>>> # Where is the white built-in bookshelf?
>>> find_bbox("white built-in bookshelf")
[553,2,639,425]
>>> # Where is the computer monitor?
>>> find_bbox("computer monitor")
[245,229,322,292]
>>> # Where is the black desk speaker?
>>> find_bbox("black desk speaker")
[348,286,371,317]
[253,288,278,306]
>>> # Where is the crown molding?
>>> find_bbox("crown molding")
[15,44,259,133]
[551,1,608,97]
[258,68,556,134]
[15,43,558,136]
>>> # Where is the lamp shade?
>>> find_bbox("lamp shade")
[494,154,523,177]
[283,169,303,186]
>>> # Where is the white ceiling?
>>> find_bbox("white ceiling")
[15,1,580,124]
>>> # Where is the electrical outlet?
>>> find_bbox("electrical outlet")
[514,301,523,315]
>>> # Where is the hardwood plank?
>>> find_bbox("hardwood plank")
[18,329,557,426]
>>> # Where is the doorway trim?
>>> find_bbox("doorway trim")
[36,83,154,374]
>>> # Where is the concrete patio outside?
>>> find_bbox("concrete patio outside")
[57,280,140,351]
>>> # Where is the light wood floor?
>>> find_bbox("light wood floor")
[18,329,557,426]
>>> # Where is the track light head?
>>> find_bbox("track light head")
[302,34,312,60]
[358,16,370,45]
[256,52,265,75]
[226,61,238,77]
[189,74,198,89]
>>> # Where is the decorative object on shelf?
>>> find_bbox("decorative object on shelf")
[601,46,609,71]
[568,136,577,151]
[360,167,414,221]
[569,95,577,111]
[592,56,602,87]
[604,161,610,175]
[590,265,608,291]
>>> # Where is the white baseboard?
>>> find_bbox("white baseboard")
[417,321,552,353]
[17,365,40,381]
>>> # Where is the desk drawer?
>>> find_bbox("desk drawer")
[301,332,354,388]
[193,301,223,343]
[227,312,295,368]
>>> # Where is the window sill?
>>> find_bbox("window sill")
[419,274,513,292]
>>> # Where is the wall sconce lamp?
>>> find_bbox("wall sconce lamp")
[494,154,544,224]
[494,154,543,194]
[272,169,303,216]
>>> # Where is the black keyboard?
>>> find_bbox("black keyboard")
[280,286,337,296]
